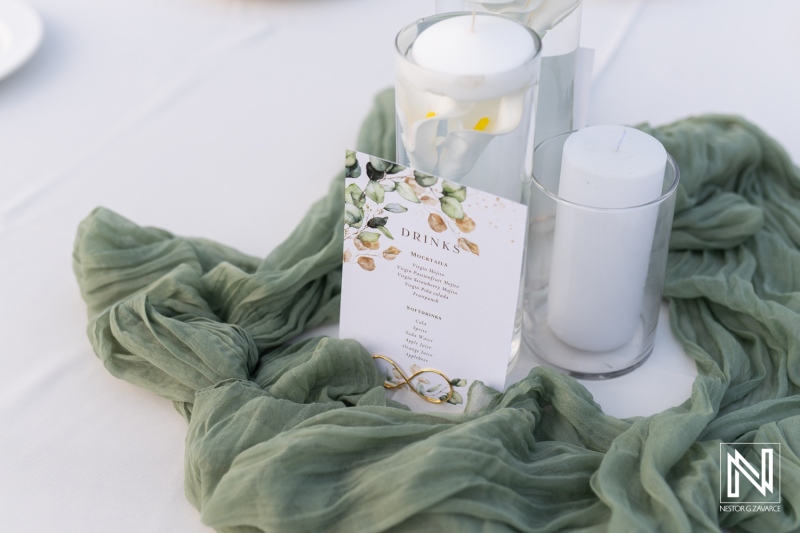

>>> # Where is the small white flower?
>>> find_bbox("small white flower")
[437,89,527,178]
[396,83,471,173]
[397,83,527,179]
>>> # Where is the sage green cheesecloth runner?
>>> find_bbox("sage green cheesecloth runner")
[73,89,800,533]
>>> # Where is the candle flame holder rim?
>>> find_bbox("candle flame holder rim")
[531,130,681,212]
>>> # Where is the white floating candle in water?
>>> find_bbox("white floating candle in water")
[547,125,667,352]
[397,13,539,199]
[412,13,535,76]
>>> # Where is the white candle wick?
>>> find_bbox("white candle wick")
[614,130,628,152]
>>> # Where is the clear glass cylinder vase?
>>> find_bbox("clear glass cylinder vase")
[523,131,680,379]
[394,13,542,370]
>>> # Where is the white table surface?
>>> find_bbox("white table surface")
[1,0,797,530]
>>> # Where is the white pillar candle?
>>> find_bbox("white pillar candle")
[412,14,535,76]
[547,126,667,352]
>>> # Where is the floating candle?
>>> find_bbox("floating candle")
[395,13,540,199]
[412,14,536,76]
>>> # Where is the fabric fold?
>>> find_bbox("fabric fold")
[73,91,800,532]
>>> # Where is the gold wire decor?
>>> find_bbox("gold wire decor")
[372,355,454,404]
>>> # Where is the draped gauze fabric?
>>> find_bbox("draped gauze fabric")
[73,89,800,532]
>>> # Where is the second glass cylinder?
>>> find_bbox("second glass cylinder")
[395,13,542,203]
[522,131,680,379]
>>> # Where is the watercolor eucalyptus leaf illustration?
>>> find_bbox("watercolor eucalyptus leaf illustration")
[419,195,438,206]
[442,181,467,202]
[356,237,379,250]
[455,214,476,233]
[345,150,361,179]
[357,256,375,271]
[344,203,363,228]
[369,156,406,175]
[404,177,426,196]
[366,162,385,182]
[345,183,366,208]
[413,170,437,188]
[365,180,385,204]
[376,226,394,239]
[428,213,446,233]
[383,246,401,260]
[345,152,483,273]
[358,231,380,243]
[449,378,467,388]
[366,216,388,228]
[395,182,421,204]
[369,156,391,173]
[447,390,463,405]
[440,196,465,220]
[384,203,407,213]
[458,238,480,256]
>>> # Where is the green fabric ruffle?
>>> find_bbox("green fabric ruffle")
[73,89,800,532]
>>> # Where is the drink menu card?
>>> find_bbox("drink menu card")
[340,151,527,410]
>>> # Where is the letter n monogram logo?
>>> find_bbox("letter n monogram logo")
[720,443,781,504]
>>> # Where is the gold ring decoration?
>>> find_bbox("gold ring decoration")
[372,355,454,404]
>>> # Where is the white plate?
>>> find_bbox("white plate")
[0,0,42,81]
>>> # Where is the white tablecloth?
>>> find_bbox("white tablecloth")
[1,0,797,530]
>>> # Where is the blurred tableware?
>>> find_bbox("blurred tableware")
[0,0,42,82]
